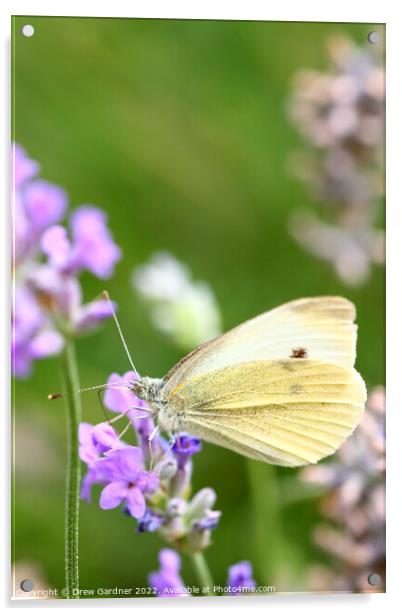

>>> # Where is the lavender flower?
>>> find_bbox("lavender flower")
[12,286,64,378]
[169,433,202,498]
[41,207,121,278]
[12,143,39,189]
[78,422,123,502]
[12,143,121,377]
[288,36,385,286]
[226,561,257,595]
[172,433,202,468]
[103,370,162,463]
[83,370,221,554]
[300,387,385,592]
[137,510,164,533]
[94,447,159,519]
[148,549,188,597]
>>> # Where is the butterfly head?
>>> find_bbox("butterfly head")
[131,376,165,404]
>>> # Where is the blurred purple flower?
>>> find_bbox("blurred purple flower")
[94,446,159,519]
[287,36,385,286]
[27,265,116,334]
[227,561,257,595]
[148,549,188,597]
[12,286,64,378]
[41,207,121,279]
[137,509,165,533]
[23,180,68,234]
[12,143,122,378]
[12,144,39,189]
[300,387,385,592]
[14,180,67,263]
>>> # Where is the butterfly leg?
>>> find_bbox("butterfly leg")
[147,424,160,470]
[107,405,150,425]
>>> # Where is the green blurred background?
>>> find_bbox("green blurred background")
[12,16,385,595]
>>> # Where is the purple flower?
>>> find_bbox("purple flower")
[12,286,64,378]
[193,510,221,531]
[103,371,162,463]
[137,509,165,533]
[12,144,123,379]
[12,144,39,189]
[78,422,124,502]
[103,371,140,417]
[227,561,257,595]
[23,180,68,234]
[173,433,202,468]
[168,433,202,497]
[94,446,159,519]
[148,549,188,597]
[79,422,123,463]
[27,265,116,334]
[73,299,115,332]
[41,207,121,279]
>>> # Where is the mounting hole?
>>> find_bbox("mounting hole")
[367,573,381,587]
[368,31,380,44]
[20,578,34,592]
[22,24,35,38]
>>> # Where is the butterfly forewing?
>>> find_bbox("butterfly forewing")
[163,296,357,393]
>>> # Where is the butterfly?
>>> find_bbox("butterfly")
[123,295,367,467]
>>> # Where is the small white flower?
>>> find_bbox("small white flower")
[132,252,222,349]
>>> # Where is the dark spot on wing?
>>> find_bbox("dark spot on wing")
[291,347,308,359]
[290,384,302,394]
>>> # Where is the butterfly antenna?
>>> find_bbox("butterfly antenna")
[47,380,130,400]
[102,290,139,376]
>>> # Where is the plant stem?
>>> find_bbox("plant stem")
[190,552,215,595]
[246,460,285,586]
[61,338,82,598]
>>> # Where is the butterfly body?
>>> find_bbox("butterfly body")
[132,296,367,467]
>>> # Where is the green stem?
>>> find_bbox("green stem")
[61,338,82,598]
[246,460,285,585]
[190,552,215,595]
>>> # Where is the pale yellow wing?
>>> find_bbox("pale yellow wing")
[165,359,366,467]
[163,297,358,394]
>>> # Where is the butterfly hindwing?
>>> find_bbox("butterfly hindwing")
[164,359,366,467]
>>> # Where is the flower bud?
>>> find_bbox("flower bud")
[187,488,216,521]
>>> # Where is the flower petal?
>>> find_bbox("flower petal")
[80,469,98,503]
[105,446,143,481]
[159,548,181,573]
[69,206,121,278]
[41,225,72,269]
[99,481,127,510]
[91,422,121,453]
[28,329,64,359]
[103,371,139,413]
[74,299,115,333]
[23,180,67,231]
[125,486,146,519]
[12,143,39,189]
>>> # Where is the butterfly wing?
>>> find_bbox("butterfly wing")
[163,296,358,394]
[164,359,366,467]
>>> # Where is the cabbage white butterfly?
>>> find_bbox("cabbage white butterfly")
[103,294,367,467]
